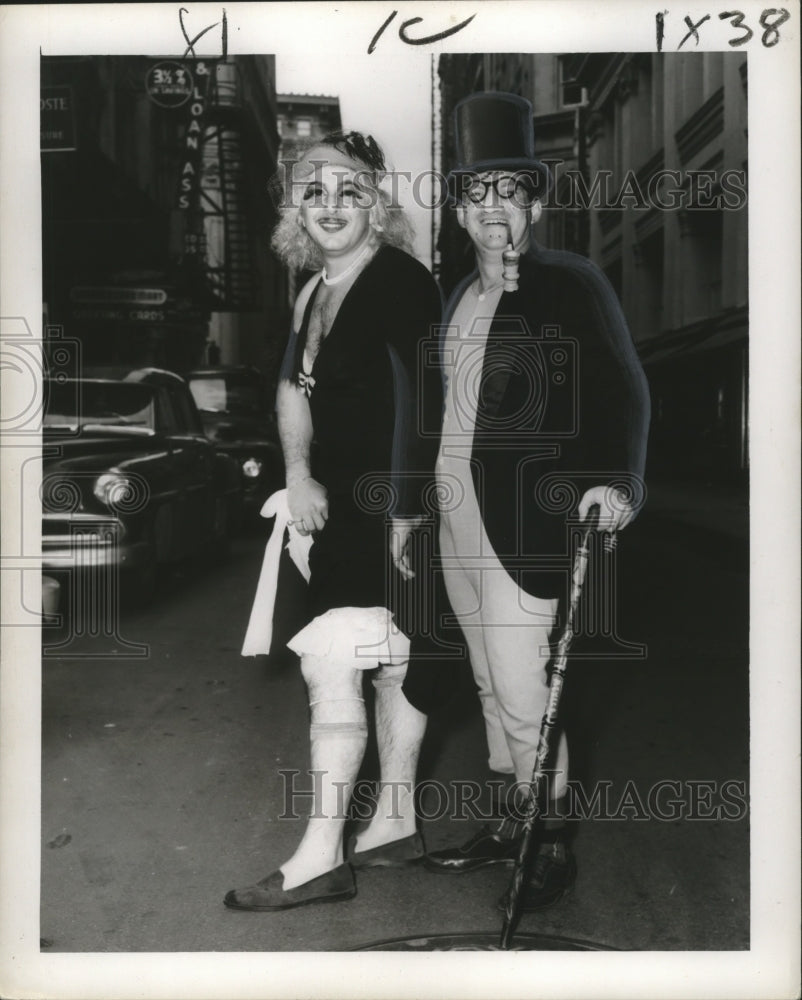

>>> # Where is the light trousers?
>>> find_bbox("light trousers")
[437,288,568,795]
[439,490,569,797]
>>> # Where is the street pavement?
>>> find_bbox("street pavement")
[40,503,749,952]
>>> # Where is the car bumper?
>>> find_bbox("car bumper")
[42,513,152,572]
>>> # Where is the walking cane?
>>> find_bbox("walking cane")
[499,506,601,949]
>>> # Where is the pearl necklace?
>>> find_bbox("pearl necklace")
[321,243,373,286]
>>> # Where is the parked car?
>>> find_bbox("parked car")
[185,365,283,521]
[41,367,242,601]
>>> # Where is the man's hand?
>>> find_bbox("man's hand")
[577,485,635,532]
[287,477,329,535]
[390,517,423,580]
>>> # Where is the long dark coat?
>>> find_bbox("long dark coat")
[439,241,651,599]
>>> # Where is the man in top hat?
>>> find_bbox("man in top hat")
[424,92,650,911]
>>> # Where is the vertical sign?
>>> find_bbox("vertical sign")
[145,59,214,262]
[174,61,214,214]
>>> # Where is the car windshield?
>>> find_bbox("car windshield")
[188,375,266,415]
[44,380,156,432]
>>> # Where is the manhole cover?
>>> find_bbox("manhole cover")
[353,932,617,951]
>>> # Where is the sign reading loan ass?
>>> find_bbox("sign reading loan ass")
[41,86,76,152]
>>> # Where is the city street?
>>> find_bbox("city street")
[40,506,749,953]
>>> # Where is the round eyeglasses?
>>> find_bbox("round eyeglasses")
[463,174,537,206]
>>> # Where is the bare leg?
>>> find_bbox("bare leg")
[279,655,367,889]
[352,662,427,852]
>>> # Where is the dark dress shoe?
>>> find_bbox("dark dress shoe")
[423,825,521,873]
[497,842,577,912]
[348,831,425,869]
[224,863,356,911]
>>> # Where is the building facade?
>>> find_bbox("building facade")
[276,93,342,164]
[568,53,748,485]
[275,93,342,308]
[436,52,749,486]
[41,55,287,376]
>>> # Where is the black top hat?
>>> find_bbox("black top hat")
[447,91,551,200]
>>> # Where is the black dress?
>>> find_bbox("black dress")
[278,244,443,634]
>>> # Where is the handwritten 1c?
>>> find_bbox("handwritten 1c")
[368,10,477,54]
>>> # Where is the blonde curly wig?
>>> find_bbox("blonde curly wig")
[270,131,415,272]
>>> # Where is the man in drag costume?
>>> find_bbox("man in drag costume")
[226,131,444,911]
[424,93,650,912]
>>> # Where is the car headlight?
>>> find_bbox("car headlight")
[242,458,263,479]
[93,473,140,509]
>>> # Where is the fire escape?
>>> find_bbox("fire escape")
[198,62,258,311]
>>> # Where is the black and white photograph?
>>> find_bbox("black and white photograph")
[0,3,799,998]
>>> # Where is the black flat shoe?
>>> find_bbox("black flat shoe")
[224,863,356,911]
[348,831,425,869]
[497,843,577,912]
[423,825,521,873]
